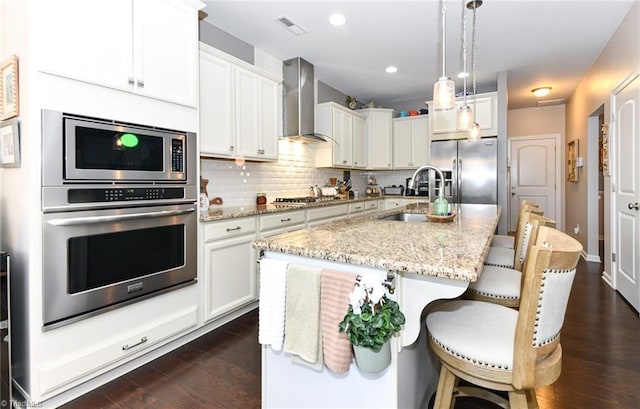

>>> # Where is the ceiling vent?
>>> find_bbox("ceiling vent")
[274,15,307,36]
[536,98,565,107]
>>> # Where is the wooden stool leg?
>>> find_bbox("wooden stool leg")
[433,365,459,409]
[508,390,530,409]
[525,389,539,409]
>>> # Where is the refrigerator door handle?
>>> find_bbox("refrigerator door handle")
[452,159,457,201]
[457,158,462,203]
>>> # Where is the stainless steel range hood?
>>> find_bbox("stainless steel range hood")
[282,57,330,143]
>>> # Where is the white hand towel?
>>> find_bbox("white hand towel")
[258,258,288,351]
[283,264,324,371]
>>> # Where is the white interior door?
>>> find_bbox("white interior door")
[613,71,640,313]
[509,135,560,231]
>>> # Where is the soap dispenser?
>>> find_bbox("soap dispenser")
[433,195,449,216]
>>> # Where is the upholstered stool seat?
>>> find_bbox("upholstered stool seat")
[467,265,522,305]
[484,247,516,268]
[490,234,515,249]
[427,300,518,371]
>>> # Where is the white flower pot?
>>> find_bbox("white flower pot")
[353,342,391,373]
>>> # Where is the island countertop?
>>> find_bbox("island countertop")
[252,203,501,282]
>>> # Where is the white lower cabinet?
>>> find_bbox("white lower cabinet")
[39,305,198,395]
[259,210,306,235]
[202,217,257,322]
[364,200,379,215]
[382,198,412,211]
[348,202,366,219]
[307,204,349,226]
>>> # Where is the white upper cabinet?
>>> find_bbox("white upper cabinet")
[357,108,394,170]
[392,116,429,169]
[315,102,367,168]
[199,43,281,161]
[352,115,366,169]
[36,0,201,107]
[427,91,497,140]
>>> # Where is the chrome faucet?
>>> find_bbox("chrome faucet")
[407,165,445,198]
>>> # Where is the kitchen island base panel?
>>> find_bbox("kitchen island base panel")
[262,329,437,409]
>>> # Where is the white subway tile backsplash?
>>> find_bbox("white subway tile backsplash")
[200,140,417,206]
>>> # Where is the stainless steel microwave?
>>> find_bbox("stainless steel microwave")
[42,110,195,185]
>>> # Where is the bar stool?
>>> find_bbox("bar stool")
[465,215,555,308]
[491,200,540,249]
[426,226,582,409]
[484,210,549,269]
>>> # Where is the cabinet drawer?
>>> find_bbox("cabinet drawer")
[307,204,349,221]
[204,217,256,241]
[260,210,306,231]
[348,202,366,213]
[365,201,379,211]
[39,306,198,395]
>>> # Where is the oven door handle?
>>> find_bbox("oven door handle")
[46,207,197,226]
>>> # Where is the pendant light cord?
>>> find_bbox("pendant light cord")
[441,0,447,78]
[461,0,467,106]
[472,2,477,119]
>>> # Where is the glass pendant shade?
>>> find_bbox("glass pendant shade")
[469,122,481,141]
[433,76,456,111]
[457,104,473,131]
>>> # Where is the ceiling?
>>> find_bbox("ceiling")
[201,1,635,110]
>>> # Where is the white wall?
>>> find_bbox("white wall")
[565,2,640,272]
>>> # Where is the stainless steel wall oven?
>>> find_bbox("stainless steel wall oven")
[41,110,198,329]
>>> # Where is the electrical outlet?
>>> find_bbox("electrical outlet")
[574,224,580,234]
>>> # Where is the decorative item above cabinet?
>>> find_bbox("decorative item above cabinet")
[427,91,497,141]
[199,43,282,161]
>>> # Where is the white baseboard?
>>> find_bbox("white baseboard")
[582,250,601,263]
[601,271,614,288]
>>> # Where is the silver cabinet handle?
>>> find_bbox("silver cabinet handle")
[122,336,148,351]
[628,202,640,210]
[226,226,242,232]
[280,218,292,222]
[127,76,135,85]
[229,146,235,152]
[136,79,145,88]
[47,207,196,226]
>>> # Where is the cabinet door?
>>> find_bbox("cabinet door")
[199,50,235,157]
[259,77,280,160]
[410,117,430,166]
[333,109,353,167]
[352,115,366,168]
[367,111,393,169]
[392,119,413,169]
[203,234,257,321]
[235,68,261,159]
[35,0,133,91]
[135,0,199,107]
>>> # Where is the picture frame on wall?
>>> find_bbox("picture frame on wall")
[0,119,20,168]
[0,55,19,121]
[567,139,578,182]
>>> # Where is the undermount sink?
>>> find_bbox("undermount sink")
[378,213,427,222]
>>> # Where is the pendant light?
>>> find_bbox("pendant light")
[456,0,473,131]
[433,0,456,111]
[467,0,482,141]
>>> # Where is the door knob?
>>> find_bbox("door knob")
[628,202,640,210]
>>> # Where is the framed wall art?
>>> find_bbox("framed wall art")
[0,119,20,167]
[601,123,609,176]
[567,139,578,182]
[0,55,19,120]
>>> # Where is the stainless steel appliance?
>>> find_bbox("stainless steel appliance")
[0,253,11,406]
[428,138,498,204]
[41,110,198,329]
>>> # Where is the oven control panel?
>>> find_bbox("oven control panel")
[171,139,184,173]
[68,187,185,203]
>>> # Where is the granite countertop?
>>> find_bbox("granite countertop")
[199,196,424,222]
[252,203,501,281]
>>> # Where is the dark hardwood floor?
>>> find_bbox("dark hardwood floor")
[60,258,640,409]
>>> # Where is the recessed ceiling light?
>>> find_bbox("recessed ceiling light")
[328,13,346,26]
[532,87,552,97]
[457,72,469,78]
[385,66,398,74]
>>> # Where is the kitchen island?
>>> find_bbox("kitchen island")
[253,203,500,409]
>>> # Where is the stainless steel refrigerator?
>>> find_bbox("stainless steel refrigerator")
[429,138,498,204]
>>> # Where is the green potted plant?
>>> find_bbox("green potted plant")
[338,276,406,373]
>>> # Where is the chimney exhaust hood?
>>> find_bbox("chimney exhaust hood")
[282,57,331,143]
